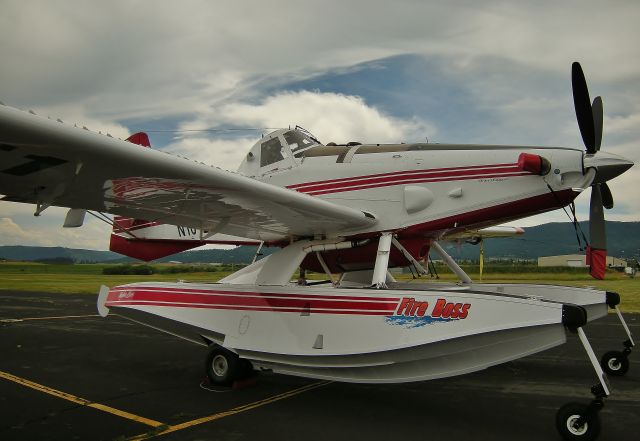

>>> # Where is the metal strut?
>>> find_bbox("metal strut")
[391,237,429,276]
[614,305,635,347]
[371,233,392,288]
[576,327,610,397]
[431,241,472,284]
[570,326,610,429]
[251,241,265,264]
[316,252,337,286]
[34,202,50,216]
[86,211,140,239]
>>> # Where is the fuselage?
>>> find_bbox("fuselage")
[233,128,596,273]
[239,128,590,243]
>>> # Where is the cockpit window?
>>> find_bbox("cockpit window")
[260,137,285,167]
[284,130,319,157]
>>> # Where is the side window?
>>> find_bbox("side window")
[260,137,285,167]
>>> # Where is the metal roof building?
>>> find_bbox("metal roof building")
[538,254,627,268]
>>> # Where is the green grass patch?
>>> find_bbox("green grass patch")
[1,262,638,312]
[0,262,234,294]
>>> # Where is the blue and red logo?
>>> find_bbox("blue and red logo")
[386,297,471,328]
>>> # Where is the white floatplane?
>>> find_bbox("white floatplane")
[0,62,634,440]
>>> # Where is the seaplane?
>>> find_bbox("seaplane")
[0,62,635,440]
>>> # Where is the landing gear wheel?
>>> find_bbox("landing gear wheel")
[205,345,239,386]
[600,350,629,376]
[240,358,255,377]
[556,402,601,441]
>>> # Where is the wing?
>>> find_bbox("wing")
[0,105,376,242]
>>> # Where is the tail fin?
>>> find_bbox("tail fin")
[126,132,151,148]
[109,220,261,261]
[109,133,206,261]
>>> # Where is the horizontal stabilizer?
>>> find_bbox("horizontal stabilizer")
[109,216,261,261]
[110,233,206,261]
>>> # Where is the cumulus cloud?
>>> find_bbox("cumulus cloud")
[0,0,638,249]
[438,1,640,80]
[168,90,434,170]
[167,136,256,172]
[0,204,111,250]
[30,103,132,140]
[2,0,639,124]
[0,217,33,245]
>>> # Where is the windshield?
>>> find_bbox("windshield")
[283,129,320,158]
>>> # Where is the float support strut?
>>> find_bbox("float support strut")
[614,305,635,347]
[431,241,472,284]
[371,233,392,288]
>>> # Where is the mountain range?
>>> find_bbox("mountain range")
[443,221,640,262]
[0,221,638,264]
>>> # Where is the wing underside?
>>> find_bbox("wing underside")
[0,105,375,242]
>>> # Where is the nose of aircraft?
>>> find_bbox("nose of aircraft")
[583,151,634,184]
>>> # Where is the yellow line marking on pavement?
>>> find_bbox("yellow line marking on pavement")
[127,380,332,440]
[0,370,164,427]
[0,314,100,323]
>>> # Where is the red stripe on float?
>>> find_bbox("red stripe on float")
[109,286,401,302]
[105,300,394,315]
[107,290,398,311]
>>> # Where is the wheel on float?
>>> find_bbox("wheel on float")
[239,358,255,377]
[556,402,600,441]
[205,345,239,386]
[600,350,629,376]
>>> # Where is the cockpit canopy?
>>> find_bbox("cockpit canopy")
[237,127,322,177]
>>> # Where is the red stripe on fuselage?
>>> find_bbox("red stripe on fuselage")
[287,163,517,189]
[305,171,530,196]
[287,164,530,195]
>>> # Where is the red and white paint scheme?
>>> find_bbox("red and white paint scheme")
[100,281,568,383]
[0,62,634,439]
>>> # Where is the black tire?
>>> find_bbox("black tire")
[601,350,629,376]
[556,402,600,441]
[239,358,255,377]
[205,346,239,386]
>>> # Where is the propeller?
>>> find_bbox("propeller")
[571,62,609,278]
[572,62,599,153]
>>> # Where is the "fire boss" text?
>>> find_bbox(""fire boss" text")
[395,297,471,319]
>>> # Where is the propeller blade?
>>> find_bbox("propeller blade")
[601,182,614,209]
[590,184,606,250]
[572,62,596,153]
[592,96,603,151]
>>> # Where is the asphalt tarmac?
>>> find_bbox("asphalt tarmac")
[1,290,638,441]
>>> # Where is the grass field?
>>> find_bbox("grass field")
[1,261,639,312]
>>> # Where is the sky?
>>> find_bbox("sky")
[0,0,638,250]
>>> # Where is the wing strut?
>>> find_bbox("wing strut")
[391,237,429,276]
[251,241,265,264]
[315,252,338,286]
[86,211,140,239]
[431,240,472,284]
